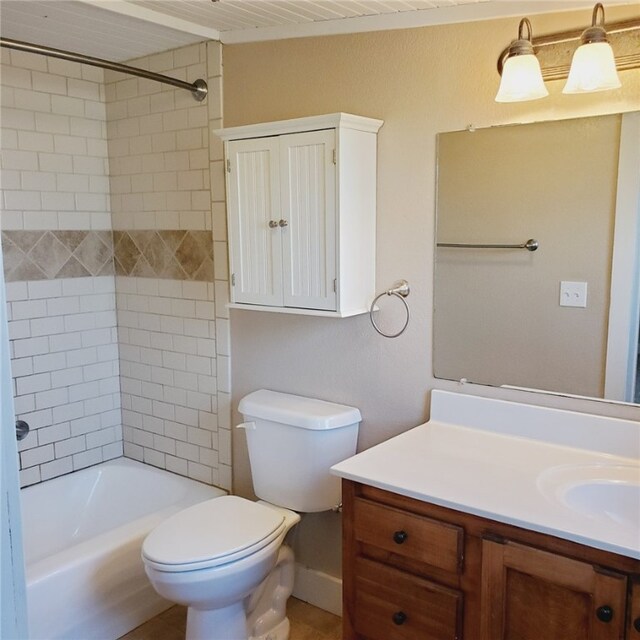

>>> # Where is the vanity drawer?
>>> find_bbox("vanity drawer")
[353,557,463,640]
[353,497,464,574]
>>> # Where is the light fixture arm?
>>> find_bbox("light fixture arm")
[581,2,609,44]
[519,16,533,42]
[497,18,535,76]
[593,2,605,26]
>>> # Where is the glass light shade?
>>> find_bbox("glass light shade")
[495,54,549,103]
[563,41,621,93]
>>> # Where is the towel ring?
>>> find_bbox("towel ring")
[369,280,410,338]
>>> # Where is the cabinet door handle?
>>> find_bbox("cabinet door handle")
[278,219,288,227]
[596,605,613,623]
[633,617,640,632]
[392,611,407,626]
[268,220,279,228]
[393,530,408,544]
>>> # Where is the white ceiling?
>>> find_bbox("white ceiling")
[0,0,630,62]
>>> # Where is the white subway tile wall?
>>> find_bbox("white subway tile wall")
[105,42,231,490]
[7,277,122,486]
[117,276,229,485]
[2,47,119,487]
[106,42,213,233]
[2,42,231,490]
[0,50,110,232]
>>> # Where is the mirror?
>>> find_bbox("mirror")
[434,112,640,404]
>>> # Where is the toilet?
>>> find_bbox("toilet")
[141,389,361,640]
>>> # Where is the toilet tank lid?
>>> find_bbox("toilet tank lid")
[239,390,361,430]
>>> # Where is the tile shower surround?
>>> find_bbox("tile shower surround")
[7,276,121,487]
[117,276,229,486]
[2,230,114,282]
[105,41,230,489]
[1,230,214,282]
[113,230,214,281]
[2,41,231,489]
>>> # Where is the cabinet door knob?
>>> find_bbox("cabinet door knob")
[268,220,279,228]
[393,530,408,544]
[633,617,640,632]
[392,611,407,626]
[278,219,288,227]
[596,605,613,623]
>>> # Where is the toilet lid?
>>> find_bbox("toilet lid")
[142,496,286,572]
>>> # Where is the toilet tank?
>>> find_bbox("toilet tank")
[238,390,361,513]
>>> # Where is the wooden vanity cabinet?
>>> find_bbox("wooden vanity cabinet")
[342,480,640,640]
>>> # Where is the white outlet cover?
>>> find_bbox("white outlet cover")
[559,281,588,308]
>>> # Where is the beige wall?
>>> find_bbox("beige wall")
[434,115,620,398]
[223,7,640,578]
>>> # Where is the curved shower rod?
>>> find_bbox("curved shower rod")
[0,37,208,102]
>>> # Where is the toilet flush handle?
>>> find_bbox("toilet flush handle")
[236,421,256,431]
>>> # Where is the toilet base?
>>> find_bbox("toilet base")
[250,618,289,640]
[247,545,295,640]
[187,602,247,640]
[183,544,296,640]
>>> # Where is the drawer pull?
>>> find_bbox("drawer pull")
[596,605,613,623]
[393,530,408,544]
[392,611,407,626]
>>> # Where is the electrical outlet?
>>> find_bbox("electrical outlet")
[559,281,588,308]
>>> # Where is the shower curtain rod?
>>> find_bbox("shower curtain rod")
[0,37,208,102]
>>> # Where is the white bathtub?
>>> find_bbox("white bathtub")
[21,458,225,640]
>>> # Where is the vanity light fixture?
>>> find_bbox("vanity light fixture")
[563,3,621,94]
[495,3,638,103]
[495,18,549,103]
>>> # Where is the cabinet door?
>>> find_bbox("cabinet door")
[628,579,640,638]
[227,137,283,306]
[280,130,337,311]
[481,539,627,640]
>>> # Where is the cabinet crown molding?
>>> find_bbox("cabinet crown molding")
[214,112,384,141]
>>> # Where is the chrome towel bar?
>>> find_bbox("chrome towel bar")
[437,238,539,251]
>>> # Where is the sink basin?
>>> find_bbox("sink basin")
[538,464,640,528]
[563,482,640,527]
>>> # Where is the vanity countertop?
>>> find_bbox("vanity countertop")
[331,391,640,559]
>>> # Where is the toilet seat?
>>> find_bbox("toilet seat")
[142,495,286,572]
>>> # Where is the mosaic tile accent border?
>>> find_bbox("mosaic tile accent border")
[1,230,215,282]
[2,231,114,282]
[114,231,213,281]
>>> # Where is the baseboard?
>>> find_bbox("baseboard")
[292,563,342,617]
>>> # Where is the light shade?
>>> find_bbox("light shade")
[496,54,549,102]
[563,3,621,94]
[563,41,621,93]
[495,17,548,103]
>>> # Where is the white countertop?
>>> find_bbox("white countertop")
[331,391,640,559]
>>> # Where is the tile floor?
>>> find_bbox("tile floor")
[119,598,342,640]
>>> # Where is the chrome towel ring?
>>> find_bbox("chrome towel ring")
[369,280,410,338]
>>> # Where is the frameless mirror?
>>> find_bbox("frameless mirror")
[434,112,640,404]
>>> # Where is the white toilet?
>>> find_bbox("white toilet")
[141,389,361,640]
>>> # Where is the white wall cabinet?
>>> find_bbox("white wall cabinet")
[216,113,383,317]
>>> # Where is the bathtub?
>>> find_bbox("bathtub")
[21,458,226,640]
